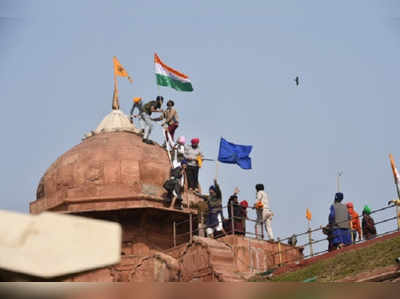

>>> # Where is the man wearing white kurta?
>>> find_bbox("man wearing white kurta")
[255,184,274,240]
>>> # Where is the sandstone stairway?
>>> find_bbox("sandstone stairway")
[193,237,245,282]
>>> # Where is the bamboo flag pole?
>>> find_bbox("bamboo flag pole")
[306,209,313,256]
[215,137,222,180]
[389,154,400,231]
[112,74,119,110]
[307,220,314,256]
[112,56,133,110]
[336,171,343,193]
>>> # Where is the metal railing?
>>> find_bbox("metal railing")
[169,201,400,271]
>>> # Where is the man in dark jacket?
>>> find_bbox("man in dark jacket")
[197,197,208,237]
[163,161,186,210]
[195,179,223,238]
[328,192,352,249]
[362,205,377,240]
[227,187,244,235]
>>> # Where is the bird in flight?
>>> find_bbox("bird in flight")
[294,76,299,86]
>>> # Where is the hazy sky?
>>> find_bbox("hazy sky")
[2,1,400,252]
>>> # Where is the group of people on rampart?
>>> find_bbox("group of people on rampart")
[129,95,275,240]
[323,192,379,251]
[129,95,400,246]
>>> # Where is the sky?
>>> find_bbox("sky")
[2,0,400,253]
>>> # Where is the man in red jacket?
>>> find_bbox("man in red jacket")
[346,202,362,243]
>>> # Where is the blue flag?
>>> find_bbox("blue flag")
[218,138,252,170]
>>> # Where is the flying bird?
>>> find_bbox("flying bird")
[294,76,299,86]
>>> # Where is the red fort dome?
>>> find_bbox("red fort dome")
[30,110,171,214]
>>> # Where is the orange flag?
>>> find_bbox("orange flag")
[306,208,312,221]
[113,56,133,83]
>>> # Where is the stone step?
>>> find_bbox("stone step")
[214,270,244,282]
[222,277,245,282]
[193,236,231,250]
[213,265,237,275]
[208,248,235,265]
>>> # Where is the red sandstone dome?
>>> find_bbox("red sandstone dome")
[30,131,171,214]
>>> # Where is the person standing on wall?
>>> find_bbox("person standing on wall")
[254,184,274,241]
[141,96,164,144]
[328,192,352,249]
[195,179,223,238]
[161,100,179,148]
[227,187,243,235]
[129,97,145,135]
[184,138,203,191]
[362,205,377,240]
[346,202,362,243]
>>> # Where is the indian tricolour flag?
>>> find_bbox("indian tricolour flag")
[154,53,193,92]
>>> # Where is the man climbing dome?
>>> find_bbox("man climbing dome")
[328,192,352,249]
[141,96,164,144]
[254,184,274,241]
[346,202,362,243]
[171,136,186,168]
[129,97,144,134]
[163,136,187,210]
[362,205,377,240]
[195,179,223,238]
[184,138,203,191]
[163,160,187,210]
[161,100,179,148]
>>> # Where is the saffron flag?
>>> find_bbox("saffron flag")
[389,154,400,198]
[113,56,133,83]
[306,208,312,221]
[217,138,252,170]
[154,53,193,92]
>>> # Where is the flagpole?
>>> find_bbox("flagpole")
[112,72,119,110]
[336,171,343,192]
[389,154,400,231]
[307,219,314,256]
[215,137,222,181]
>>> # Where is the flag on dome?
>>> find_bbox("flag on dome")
[113,56,133,83]
[154,53,193,92]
